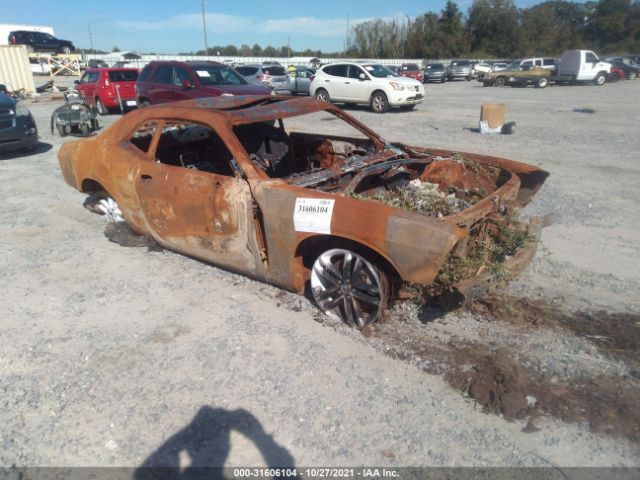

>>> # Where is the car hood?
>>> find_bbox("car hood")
[0,94,16,109]
[201,84,271,96]
[386,76,422,86]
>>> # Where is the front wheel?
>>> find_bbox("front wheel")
[314,89,330,103]
[311,248,389,328]
[594,73,607,86]
[60,45,71,54]
[494,76,506,87]
[370,91,389,113]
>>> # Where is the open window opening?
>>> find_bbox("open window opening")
[233,110,377,179]
[154,121,236,177]
[130,121,158,153]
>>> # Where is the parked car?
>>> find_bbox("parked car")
[8,30,74,54]
[608,66,625,82]
[479,62,552,88]
[447,60,473,81]
[57,95,547,327]
[87,59,109,69]
[29,57,52,75]
[424,63,447,83]
[310,62,424,113]
[135,61,270,106]
[491,62,509,72]
[235,64,292,94]
[556,50,611,85]
[289,66,316,95]
[399,63,424,83]
[602,57,640,79]
[75,68,139,115]
[0,94,38,153]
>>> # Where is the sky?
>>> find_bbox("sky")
[3,0,565,54]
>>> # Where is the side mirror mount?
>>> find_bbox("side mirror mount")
[181,80,194,89]
[358,73,367,81]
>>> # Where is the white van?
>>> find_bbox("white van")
[556,50,611,85]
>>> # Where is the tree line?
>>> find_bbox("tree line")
[350,0,640,59]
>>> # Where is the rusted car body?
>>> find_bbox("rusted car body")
[58,96,548,327]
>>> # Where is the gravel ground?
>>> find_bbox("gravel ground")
[1,76,639,468]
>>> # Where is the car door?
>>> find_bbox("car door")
[321,65,349,101]
[346,65,369,102]
[149,66,175,104]
[170,66,196,101]
[134,120,266,277]
[580,52,599,80]
[294,69,312,94]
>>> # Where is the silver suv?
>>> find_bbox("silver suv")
[235,64,291,94]
[447,60,473,81]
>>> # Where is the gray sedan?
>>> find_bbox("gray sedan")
[235,64,292,94]
[425,63,447,83]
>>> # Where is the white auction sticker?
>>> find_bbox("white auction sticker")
[196,70,211,77]
[293,198,335,234]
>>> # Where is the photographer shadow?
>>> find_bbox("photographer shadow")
[134,406,296,480]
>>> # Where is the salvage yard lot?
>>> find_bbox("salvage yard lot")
[1,78,639,467]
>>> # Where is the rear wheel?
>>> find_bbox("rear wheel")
[311,248,389,328]
[139,99,151,108]
[96,98,109,115]
[627,71,638,80]
[535,77,548,88]
[370,91,389,113]
[314,89,330,103]
[494,76,506,87]
[60,45,71,54]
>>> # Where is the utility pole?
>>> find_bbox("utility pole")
[201,0,209,55]
[345,13,350,57]
[287,36,291,58]
[88,22,94,51]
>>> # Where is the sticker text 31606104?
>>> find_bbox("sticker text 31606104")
[293,198,335,234]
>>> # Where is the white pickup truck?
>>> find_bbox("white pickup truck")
[555,50,612,85]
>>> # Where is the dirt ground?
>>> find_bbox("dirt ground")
[1,76,639,469]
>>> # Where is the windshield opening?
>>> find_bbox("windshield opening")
[194,65,248,86]
[363,64,397,78]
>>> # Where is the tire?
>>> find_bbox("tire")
[95,98,109,116]
[60,45,71,54]
[494,76,506,87]
[91,119,100,131]
[25,45,34,53]
[314,89,330,103]
[535,77,548,88]
[627,71,638,80]
[91,196,124,223]
[594,72,606,86]
[370,91,389,113]
[139,99,151,108]
[56,124,68,137]
[79,124,90,136]
[311,248,389,328]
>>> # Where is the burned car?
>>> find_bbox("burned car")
[480,63,552,88]
[58,96,548,328]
